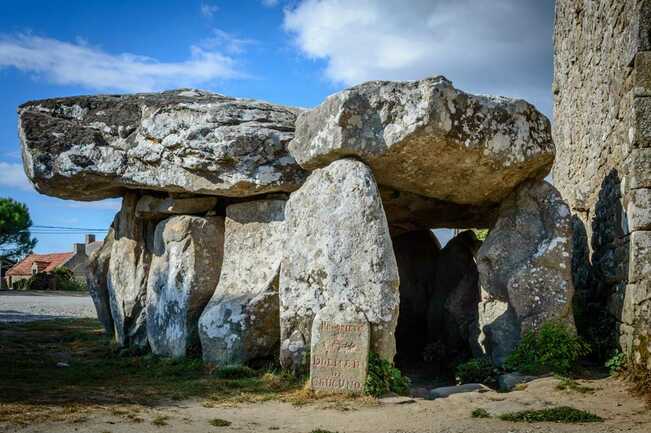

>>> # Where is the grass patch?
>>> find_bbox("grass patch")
[471,408,490,418]
[209,418,232,427]
[213,365,257,379]
[498,406,603,423]
[555,376,595,394]
[0,318,309,425]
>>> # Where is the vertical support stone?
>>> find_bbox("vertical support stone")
[86,226,115,336]
[279,158,399,372]
[147,215,224,358]
[476,180,575,365]
[107,192,152,348]
[199,200,285,365]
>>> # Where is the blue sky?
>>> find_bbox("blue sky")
[0,0,554,253]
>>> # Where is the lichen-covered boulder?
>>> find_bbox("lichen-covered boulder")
[18,89,307,200]
[86,226,115,336]
[280,158,399,371]
[380,187,498,236]
[199,200,285,365]
[107,192,153,348]
[476,180,575,365]
[290,76,553,206]
[147,215,224,358]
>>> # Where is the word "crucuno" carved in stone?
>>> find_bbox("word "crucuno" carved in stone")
[309,308,370,394]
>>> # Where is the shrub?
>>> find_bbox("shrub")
[504,322,590,375]
[605,351,627,375]
[52,267,87,291]
[471,408,490,418]
[498,406,603,423]
[455,357,495,385]
[364,352,410,397]
[15,268,87,292]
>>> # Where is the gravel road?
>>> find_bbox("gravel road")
[0,291,97,323]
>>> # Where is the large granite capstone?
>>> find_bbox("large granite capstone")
[290,76,554,206]
[19,89,307,200]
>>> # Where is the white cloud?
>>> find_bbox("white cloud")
[262,0,279,7]
[201,29,257,55]
[201,2,219,17]
[0,34,243,92]
[283,0,554,115]
[0,162,33,191]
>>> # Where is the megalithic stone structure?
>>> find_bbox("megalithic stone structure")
[19,76,576,378]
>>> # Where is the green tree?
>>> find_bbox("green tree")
[0,198,37,260]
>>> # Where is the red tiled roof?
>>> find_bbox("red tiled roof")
[6,252,75,276]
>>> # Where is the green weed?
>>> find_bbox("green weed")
[364,352,410,397]
[504,321,590,375]
[498,406,603,423]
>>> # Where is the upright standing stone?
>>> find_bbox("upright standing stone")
[107,192,152,348]
[147,215,224,358]
[86,226,115,336]
[199,200,285,365]
[280,158,399,372]
[310,304,370,394]
[476,180,575,365]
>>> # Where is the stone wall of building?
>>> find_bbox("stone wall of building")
[554,0,651,369]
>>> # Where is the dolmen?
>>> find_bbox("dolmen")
[18,76,575,393]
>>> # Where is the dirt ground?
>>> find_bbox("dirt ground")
[1,318,649,433]
[1,375,648,433]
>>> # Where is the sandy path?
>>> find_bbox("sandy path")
[3,376,649,433]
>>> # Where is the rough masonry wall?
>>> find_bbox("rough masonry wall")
[554,0,651,369]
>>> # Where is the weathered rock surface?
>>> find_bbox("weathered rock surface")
[199,200,285,365]
[290,76,553,206]
[107,193,153,348]
[135,195,218,218]
[86,227,115,336]
[476,180,575,365]
[428,383,488,400]
[280,158,399,371]
[430,230,482,358]
[147,215,224,358]
[380,187,498,236]
[19,89,307,200]
[497,372,540,392]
